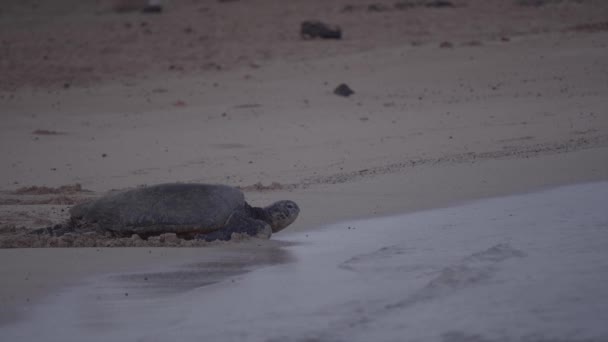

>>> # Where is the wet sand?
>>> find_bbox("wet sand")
[0,239,290,325]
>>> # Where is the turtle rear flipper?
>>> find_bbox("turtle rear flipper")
[194,212,271,242]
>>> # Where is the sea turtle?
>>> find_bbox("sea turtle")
[65,183,300,241]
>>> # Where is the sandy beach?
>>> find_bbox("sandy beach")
[1,0,608,339]
[3,182,608,341]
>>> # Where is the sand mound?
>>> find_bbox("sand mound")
[11,184,88,195]
[1,184,94,206]
[0,224,263,248]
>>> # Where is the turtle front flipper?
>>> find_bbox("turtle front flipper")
[194,212,272,242]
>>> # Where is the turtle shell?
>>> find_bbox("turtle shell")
[69,183,246,236]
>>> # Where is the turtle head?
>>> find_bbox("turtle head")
[264,200,300,233]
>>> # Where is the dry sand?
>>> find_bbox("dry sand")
[1,0,608,335]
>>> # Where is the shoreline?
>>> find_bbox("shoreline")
[1,140,606,325]
[3,181,607,341]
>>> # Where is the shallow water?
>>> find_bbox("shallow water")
[3,182,608,342]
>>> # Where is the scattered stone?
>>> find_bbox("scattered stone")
[425,0,454,7]
[393,1,420,10]
[394,0,454,10]
[142,4,163,13]
[112,0,144,13]
[439,41,454,48]
[334,83,355,97]
[11,184,85,195]
[238,182,291,192]
[570,21,608,32]
[462,40,483,46]
[300,20,342,40]
[202,62,222,70]
[367,3,390,11]
[516,0,565,7]
[32,129,66,136]
[234,103,262,109]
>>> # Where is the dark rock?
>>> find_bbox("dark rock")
[394,0,454,10]
[462,40,483,47]
[439,41,454,48]
[112,2,143,13]
[394,1,416,10]
[301,20,342,40]
[571,22,608,33]
[367,3,390,11]
[142,5,163,13]
[334,84,355,97]
[516,0,567,7]
[425,0,454,7]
